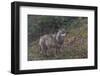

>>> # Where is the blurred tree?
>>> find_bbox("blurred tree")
[28,15,87,46]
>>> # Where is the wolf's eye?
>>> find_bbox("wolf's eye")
[62,31,65,34]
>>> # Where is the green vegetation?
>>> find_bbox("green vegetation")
[28,15,88,61]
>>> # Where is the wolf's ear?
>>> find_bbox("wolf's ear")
[58,28,65,32]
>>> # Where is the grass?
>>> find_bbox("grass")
[28,24,88,61]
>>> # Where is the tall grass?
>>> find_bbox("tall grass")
[28,24,87,61]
